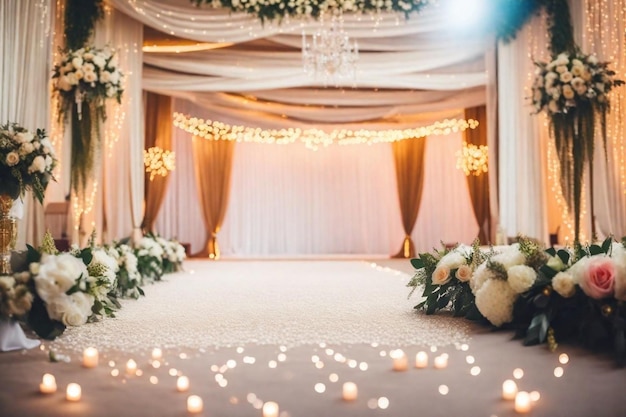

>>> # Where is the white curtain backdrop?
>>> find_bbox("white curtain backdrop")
[156,100,477,256]
[497,12,551,243]
[0,0,52,249]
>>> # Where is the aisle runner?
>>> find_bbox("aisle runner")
[52,261,469,352]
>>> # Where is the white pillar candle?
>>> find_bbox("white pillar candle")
[342,382,358,401]
[126,359,137,375]
[187,395,203,413]
[433,355,448,369]
[415,351,428,369]
[177,376,190,392]
[66,383,81,402]
[151,348,162,360]
[39,374,57,394]
[390,349,408,371]
[262,401,279,417]
[515,391,531,413]
[502,379,518,400]
[82,347,99,368]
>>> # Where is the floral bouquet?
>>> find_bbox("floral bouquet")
[155,236,186,273]
[531,52,623,115]
[108,243,144,299]
[0,123,57,203]
[52,45,123,196]
[135,236,164,282]
[407,240,485,318]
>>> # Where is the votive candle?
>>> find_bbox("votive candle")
[187,395,203,413]
[151,348,162,360]
[82,347,99,368]
[39,373,57,394]
[433,355,448,369]
[66,383,81,402]
[515,391,531,413]
[177,376,190,392]
[126,359,137,375]
[262,401,279,417]
[391,349,408,371]
[502,379,518,400]
[415,351,428,368]
[342,382,358,401]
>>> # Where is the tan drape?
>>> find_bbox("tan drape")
[392,138,427,258]
[142,92,173,233]
[464,105,491,244]
[192,137,234,259]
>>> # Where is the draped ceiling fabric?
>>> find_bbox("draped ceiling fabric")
[142,92,173,233]
[392,138,427,258]
[463,106,490,244]
[108,0,489,132]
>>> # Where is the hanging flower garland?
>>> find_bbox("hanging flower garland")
[52,46,124,196]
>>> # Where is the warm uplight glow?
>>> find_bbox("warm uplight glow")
[456,141,488,176]
[173,112,479,150]
[144,146,175,181]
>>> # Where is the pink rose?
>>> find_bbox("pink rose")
[579,258,615,299]
[455,265,472,282]
[432,266,451,285]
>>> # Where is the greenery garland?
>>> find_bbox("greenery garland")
[64,0,104,51]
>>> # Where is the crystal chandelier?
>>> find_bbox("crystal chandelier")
[302,12,359,86]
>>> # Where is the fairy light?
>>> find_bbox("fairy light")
[144,146,176,180]
[456,141,488,176]
[173,112,479,150]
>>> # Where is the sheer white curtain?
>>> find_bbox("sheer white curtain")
[412,132,479,251]
[0,0,52,248]
[497,13,551,243]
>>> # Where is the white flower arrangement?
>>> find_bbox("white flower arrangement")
[0,274,33,318]
[0,123,57,203]
[193,0,429,23]
[531,51,623,115]
[87,248,119,302]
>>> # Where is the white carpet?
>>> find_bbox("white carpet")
[51,260,469,353]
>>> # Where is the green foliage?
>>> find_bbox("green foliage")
[64,0,104,50]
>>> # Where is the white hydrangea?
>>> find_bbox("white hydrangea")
[90,249,119,286]
[491,244,525,269]
[507,265,537,294]
[137,237,164,259]
[438,251,466,271]
[470,262,491,294]
[34,253,88,303]
[552,271,576,298]
[475,279,517,327]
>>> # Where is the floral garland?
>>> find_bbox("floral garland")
[0,123,57,203]
[0,232,186,340]
[408,237,626,366]
[191,0,429,22]
[52,46,124,196]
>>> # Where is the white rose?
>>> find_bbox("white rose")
[82,63,95,73]
[556,65,568,74]
[470,262,491,293]
[67,73,79,85]
[71,56,83,69]
[69,291,94,315]
[19,142,34,157]
[475,279,517,327]
[587,55,598,65]
[92,55,106,68]
[35,253,88,295]
[109,70,120,84]
[507,265,537,294]
[15,131,33,143]
[83,52,94,61]
[432,266,451,285]
[0,276,16,290]
[29,262,40,275]
[571,59,583,67]
[552,272,576,298]
[5,151,19,166]
[439,251,466,271]
[28,155,46,173]
[74,70,84,80]
[562,84,575,99]
[546,255,565,272]
[83,71,97,83]
[571,65,583,77]
[100,71,111,83]
[560,71,573,83]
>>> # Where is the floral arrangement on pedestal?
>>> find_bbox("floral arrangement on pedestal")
[0,233,186,341]
[408,236,626,366]
[52,46,123,196]
[531,51,624,241]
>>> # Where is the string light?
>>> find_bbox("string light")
[144,146,176,181]
[456,141,488,176]
[173,112,479,150]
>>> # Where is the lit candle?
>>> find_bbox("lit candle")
[502,379,518,400]
[433,355,448,369]
[415,351,428,369]
[515,391,532,413]
[39,373,57,394]
[262,401,279,417]
[177,376,190,392]
[126,359,137,375]
[66,383,81,402]
[390,349,408,371]
[82,347,99,368]
[187,395,203,413]
[342,382,358,401]
[151,348,162,360]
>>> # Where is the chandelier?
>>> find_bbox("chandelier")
[144,146,176,181]
[302,12,359,86]
[456,141,488,176]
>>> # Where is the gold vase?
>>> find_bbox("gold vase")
[0,195,17,275]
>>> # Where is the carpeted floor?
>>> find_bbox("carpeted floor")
[0,259,625,417]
